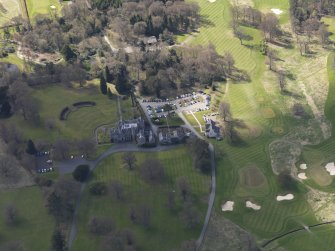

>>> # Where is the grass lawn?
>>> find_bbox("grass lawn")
[72,147,210,251]
[0,186,54,251]
[0,53,25,70]
[25,0,63,18]
[0,0,21,26]
[276,225,335,251]
[4,85,125,142]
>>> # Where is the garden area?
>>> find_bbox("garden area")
[3,84,128,142]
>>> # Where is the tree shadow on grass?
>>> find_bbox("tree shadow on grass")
[199,15,215,28]
[282,90,304,99]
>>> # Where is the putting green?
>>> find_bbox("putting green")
[307,165,333,187]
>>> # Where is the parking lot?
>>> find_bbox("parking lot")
[140,91,212,123]
[36,151,55,174]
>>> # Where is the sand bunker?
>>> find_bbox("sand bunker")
[208,0,216,3]
[298,173,307,180]
[300,164,307,170]
[222,201,234,211]
[271,8,283,15]
[246,201,261,210]
[50,5,56,9]
[325,162,335,175]
[276,194,294,201]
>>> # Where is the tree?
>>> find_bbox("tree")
[267,49,277,71]
[110,180,124,200]
[89,182,107,196]
[51,229,67,251]
[88,216,114,235]
[4,204,19,226]
[122,152,136,171]
[53,139,70,160]
[0,155,21,185]
[218,101,231,122]
[278,170,298,191]
[61,45,76,62]
[171,240,197,251]
[105,65,112,82]
[100,74,108,95]
[223,52,235,76]
[277,71,286,92]
[261,13,280,41]
[77,138,96,158]
[195,156,211,174]
[47,178,80,222]
[140,159,165,184]
[0,241,25,251]
[26,139,37,155]
[139,205,152,229]
[101,229,137,251]
[166,191,176,211]
[177,177,191,201]
[318,24,329,46]
[107,88,113,99]
[179,202,200,228]
[72,165,90,182]
[234,28,252,45]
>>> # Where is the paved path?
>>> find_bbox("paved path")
[103,35,118,53]
[179,112,216,251]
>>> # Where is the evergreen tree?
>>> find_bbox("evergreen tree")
[115,64,129,94]
[146,15,154,36]
[107,88,113,99]
[61,45,76,62]
[51,229,67,251]
[100,74,107,95]
[26,139,37,155]
[105,66,112,83]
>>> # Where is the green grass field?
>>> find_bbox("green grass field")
[180,0,335,249]
[4,85,127,142]
[0,186,54,251]
[72,147,210,251]
[0,0,21,27]
[25,0,63,18]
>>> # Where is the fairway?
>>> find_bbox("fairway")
[179,0,335,249]
[0,0,21,26]
[72,147,210,251]
[25,0,62,18]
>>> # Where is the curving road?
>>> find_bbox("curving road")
[179,112,216,251]
[65,114,216,250]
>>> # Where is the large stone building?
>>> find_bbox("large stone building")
[110,117,155,146]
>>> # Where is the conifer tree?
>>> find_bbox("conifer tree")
[100,74,107,95]
[26,139,37,155]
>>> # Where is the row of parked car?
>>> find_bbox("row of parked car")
[142,91,205,103]
[37,167,54,173]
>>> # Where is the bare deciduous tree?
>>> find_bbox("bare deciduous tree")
[219,101,231,122]
[177,177,191,202]
[140,159,165,184]
[110,180,124,201]
[4,204,19,226]
[122,152,137,171]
